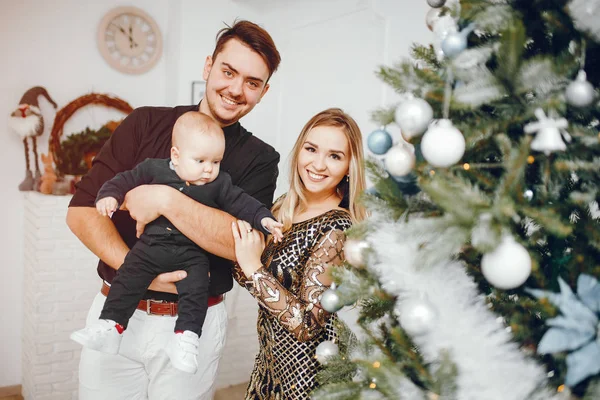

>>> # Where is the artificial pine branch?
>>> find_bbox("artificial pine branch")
[311,382,362,400]
[419,172,491,224]
[520,206,573,237]
[411,44,443,70]
[496,17,526,93]
[371,106,396,127]
[431,350,459,399]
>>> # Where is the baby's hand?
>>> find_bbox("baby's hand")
[96,197,119,217]
[261,217,284,243]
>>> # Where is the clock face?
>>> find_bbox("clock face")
[97,6,163,74]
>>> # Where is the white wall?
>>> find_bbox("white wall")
[0,0,172,387]
[1,0,432,390]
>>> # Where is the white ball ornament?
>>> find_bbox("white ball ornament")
[320,287,343,313]
[384,145,416,177]
[399,296,438,336]
[566,70,596,108]
[426,7,446,31]
[315,340,339,364]
[421,119,465,168]
[395,98,434,139]
[481,235,532,290]
[343,239,369,267]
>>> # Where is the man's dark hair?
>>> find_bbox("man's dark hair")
[213,20,281,79]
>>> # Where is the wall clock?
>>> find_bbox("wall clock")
[97,6,163,74]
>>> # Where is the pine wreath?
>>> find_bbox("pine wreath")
[54,126,112,176]
[49,93,133,176]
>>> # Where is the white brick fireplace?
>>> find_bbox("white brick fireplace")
[21,192,258,399]
[22,193,98,400]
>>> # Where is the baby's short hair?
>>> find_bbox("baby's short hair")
[172,111,223,147]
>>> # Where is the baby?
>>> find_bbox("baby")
[71,111,282,373]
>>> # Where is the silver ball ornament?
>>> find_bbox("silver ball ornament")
[399,296,438,336]
[441,31,468,58]
[441,24,475,59]
[566,70,596,108]
[384,145,416,177]
[427,0,446,8]
[395,98,434,139]
[523,189,534,202]
[320,288,343,313]
[420,119,465,167]
[481,236,532,290]
[315,340,339,364]
[343,239,369,267]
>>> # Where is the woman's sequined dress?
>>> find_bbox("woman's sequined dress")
[233,209,352,400]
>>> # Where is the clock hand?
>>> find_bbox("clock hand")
[110,22,128,36]
[128,24,139,49]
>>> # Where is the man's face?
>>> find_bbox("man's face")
[200,39,271,127]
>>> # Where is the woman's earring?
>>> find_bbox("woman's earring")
[345,175,349,183]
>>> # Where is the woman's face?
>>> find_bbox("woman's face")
[297,125,350,199]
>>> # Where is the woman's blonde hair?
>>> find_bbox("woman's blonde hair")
[272,108,367,230]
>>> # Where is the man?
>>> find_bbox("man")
[67,20,281,400]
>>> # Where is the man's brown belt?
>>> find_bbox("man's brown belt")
[101,281,224,317]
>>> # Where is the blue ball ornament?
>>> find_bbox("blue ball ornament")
[368,129,393,155]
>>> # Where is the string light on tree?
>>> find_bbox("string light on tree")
[385,144,416,177]
[524,108,571,155]
[427,0,446,8]
[420,119,466,167]
[565,70,596,107]
[481,235,532,290]
[395,97,434,140]
[315,340,339,364]
[367,127,393,155]
[399,296,438,336]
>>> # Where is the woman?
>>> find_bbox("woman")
[231,108,367,399]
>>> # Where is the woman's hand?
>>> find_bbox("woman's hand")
[232,220,265,278]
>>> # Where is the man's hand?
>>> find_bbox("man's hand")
[123,185,174,237]
[147,270,187,294]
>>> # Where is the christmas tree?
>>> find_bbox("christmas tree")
[313,1,600,399]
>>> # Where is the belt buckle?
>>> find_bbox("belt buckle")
[146,298,165,315]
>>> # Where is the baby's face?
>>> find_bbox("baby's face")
[173,132,225,185]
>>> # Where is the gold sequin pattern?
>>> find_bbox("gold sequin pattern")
[233,209,352,399]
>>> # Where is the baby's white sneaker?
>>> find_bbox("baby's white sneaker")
[70,319,124,355]
[165,330,200,373]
